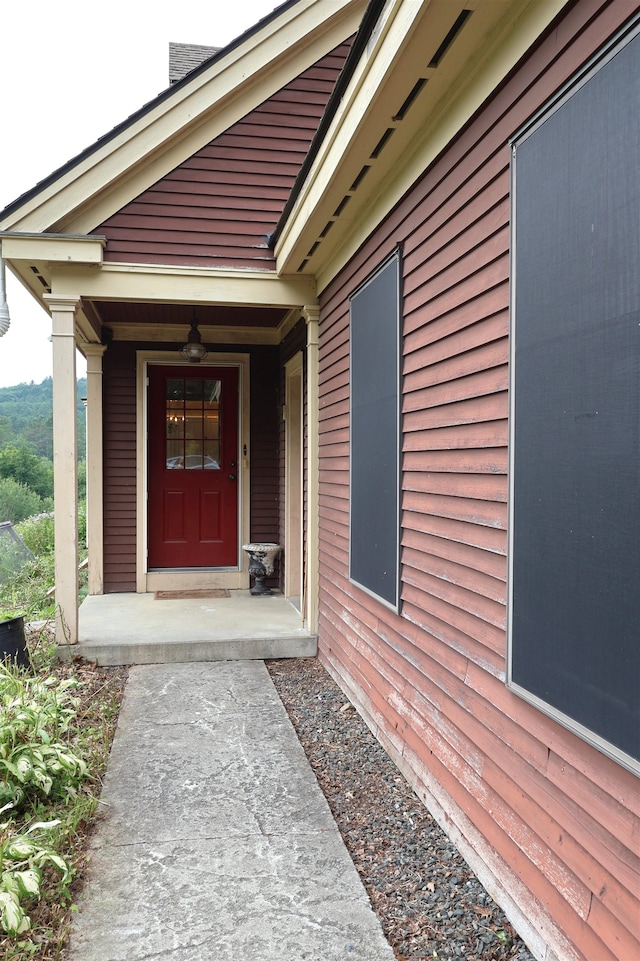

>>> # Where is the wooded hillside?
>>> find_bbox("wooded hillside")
[0,377,87,456]
[0,377,87,523]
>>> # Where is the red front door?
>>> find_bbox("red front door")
[148,365,239,568]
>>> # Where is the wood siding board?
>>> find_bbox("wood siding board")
[401,567,505,630]
[403,189,511,280]
[103,223,274,244]
[401,158,510,286]
[587,894,640,961]
[399,600,506,681]
[402,547,507,615]
[116,196,286,217]
[249,348,279,546]
[403,446,508,475]
[103,346,137,592]
[545,748,640,848]
[403,471,506,503]
[403,253,510,326]
[402,391,508,431]
[400,584,507,661]
[402,420,509,453]
[404,288,509,355]
[401,511,506,556]
[164,162,301,183]
[404,326,508,387]
[403,366,509,414]
[406,220,511,311]
[401,491,507,531]
[98,41,352,268]
[402,529,506,583]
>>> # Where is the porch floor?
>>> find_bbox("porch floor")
[64,591,316,666]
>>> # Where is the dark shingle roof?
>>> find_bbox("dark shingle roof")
[169,43,221,83]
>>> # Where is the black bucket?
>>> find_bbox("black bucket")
[0,615,30,669]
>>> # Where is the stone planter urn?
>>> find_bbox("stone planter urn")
[242,543,282,596]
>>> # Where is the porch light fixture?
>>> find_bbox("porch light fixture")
[181,316,207,363]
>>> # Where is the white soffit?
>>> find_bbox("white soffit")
[275,0,568,289]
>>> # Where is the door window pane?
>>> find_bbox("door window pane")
[165,376,222,470]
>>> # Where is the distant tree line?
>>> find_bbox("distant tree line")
[0,377,87,523]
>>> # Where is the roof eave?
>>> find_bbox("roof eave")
[0,0,365,237]
[274,0,568,289]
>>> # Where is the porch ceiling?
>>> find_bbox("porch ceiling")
[84,299,292,347]
[95,300,287,329]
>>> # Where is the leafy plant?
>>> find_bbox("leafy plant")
[0,665,88,813]
[0,819,70,936]
[0,462,126,957]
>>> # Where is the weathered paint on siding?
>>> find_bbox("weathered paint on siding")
[316,3,639,960]
[97,42,353,269]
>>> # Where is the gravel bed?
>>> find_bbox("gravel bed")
[266,657,537,961]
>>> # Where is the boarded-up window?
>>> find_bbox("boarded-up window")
[508,20,640,775]
[349,253,401,609]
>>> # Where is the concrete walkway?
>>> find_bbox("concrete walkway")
[68,661,396,961]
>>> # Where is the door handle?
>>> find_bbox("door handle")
[229,474,237,481]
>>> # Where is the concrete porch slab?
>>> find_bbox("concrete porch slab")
[63,591,316,665]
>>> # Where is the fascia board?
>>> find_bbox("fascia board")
[274,0,424,270]
[0,232,105,265]
[0,0,364,237]
[49,262,317,309]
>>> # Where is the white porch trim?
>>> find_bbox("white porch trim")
[302,306,320,634]
[84,344,106,595]
[44,294,80,645]
[284,351,304,608]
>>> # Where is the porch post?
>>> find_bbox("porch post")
[302,306,320,634]
[84,344,106,595]
[44,295,80,646]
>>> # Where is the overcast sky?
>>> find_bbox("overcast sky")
[0,0,279,387]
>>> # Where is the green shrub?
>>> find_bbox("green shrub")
[0,479,51,526]
[15,515,55,557]
[0,447,53,501]
[78,499,87,547]
[77,460,86,501]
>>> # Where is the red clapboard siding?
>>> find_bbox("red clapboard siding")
[103,346,137,592]
[97,40,353,268]
[278,319,307,591]
[316,3,639,959]
[249,348,280,560]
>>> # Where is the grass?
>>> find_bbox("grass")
[0,511,127,959]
